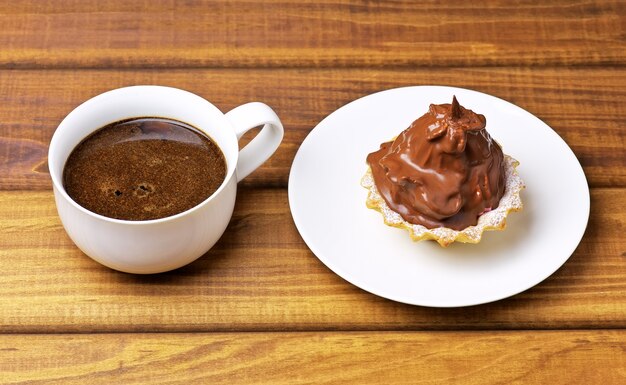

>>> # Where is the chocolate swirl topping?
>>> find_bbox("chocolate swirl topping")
[366,96,505,230]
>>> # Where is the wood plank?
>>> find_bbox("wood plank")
[0,331,624,384]
[0,0,623,68]
[0,188,623,332]
[0,68,623,190]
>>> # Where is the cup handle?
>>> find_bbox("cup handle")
[225,102,284,182]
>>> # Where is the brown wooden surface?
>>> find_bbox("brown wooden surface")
[0,1,625,384]
[0,0,624,68]
[1,331,625,384]
[0,188,625,333]
[0,68,624,189]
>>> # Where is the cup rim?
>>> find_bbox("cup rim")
[49,85,237,225]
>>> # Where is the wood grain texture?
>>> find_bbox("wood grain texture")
[1,0,624,381]
[0,188,623,332]
[0,0,623,68]
[0,68,624,190]
[1,331,624,384]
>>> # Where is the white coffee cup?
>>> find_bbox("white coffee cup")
[48,86,283,274]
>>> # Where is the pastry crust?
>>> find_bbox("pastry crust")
[361,155,525,247]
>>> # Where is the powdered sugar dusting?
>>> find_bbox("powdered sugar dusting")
[361,155,525,247]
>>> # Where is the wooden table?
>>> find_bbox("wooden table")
[1,1,624,383]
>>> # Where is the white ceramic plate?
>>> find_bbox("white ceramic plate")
[288,86,590,307]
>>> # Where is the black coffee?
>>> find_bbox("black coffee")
[63,117,227,221]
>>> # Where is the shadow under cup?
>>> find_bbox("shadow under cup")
[49,86,242,274]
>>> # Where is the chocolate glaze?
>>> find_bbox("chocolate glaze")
[366,96,505,230]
